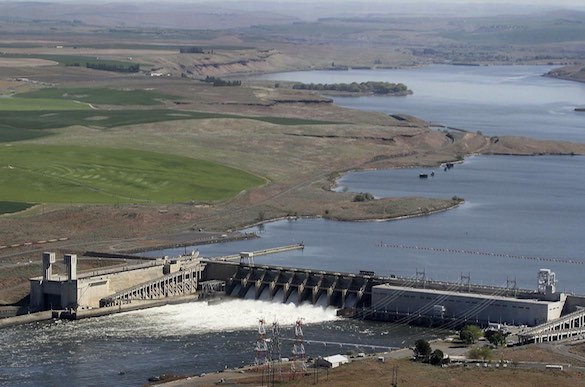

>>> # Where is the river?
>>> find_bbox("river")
[2,65,585,386]
[255,65,585,142]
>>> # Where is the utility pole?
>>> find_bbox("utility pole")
[392,364,398,387]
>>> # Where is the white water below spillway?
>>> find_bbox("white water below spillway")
[123,299,340,336]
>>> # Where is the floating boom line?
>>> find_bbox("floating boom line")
[377,242,584,265]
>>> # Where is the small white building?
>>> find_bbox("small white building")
[316,354,349,368]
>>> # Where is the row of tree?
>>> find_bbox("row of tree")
[292,81,410,95]
[85,62,140,73]
[179,46,204,54]
[203,76,241,87]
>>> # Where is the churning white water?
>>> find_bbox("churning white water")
[120,299,340,336]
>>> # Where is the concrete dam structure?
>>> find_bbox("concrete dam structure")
[29,251,205,316]
[203,259,585,330]
[227,264,372,307]
[24,246,585,342]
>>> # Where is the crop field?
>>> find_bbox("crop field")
[16,87,180,106]
[0,145,264,204]
[0,97,91,111]
[0,109,337,143]
[0,53,136,68]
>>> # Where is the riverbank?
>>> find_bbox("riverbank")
[159,339,585,387]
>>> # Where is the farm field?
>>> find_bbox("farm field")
[16,87,180,106]
[0,97,90,111]
[0,53,137,68]
[0,144,265,205]
[0,109,337,143]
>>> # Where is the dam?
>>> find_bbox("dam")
[18,245,585,344]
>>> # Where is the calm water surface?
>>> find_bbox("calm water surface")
[254,65,585,142]
[151,155,585,294]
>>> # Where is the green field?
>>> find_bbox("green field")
[0,109,338,142]
[16,87,179,106]
[0,145,264,204]
[0,53,136,68]
[0,97,91,111]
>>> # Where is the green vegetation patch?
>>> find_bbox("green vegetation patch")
[0,53,137,69]
[0,201,33,214]
[293,81,411,95]
[0,97,91,111]
[0,109,338,143]
[0,145,264,204]
[17,88,179,106]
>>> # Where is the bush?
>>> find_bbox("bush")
[460,325,483,345]
[353,192,374,202]
[430,349,444,365]
[485,330,507,347]
[413,339,432,360]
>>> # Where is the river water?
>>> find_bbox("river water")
[3,66,585,386]
[255,65,585,142]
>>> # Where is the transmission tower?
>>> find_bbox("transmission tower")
[291,318,307,378]
[269,321,283,383]
[460,272,471,292]
[415,268,426,287]
[255,319,269,369]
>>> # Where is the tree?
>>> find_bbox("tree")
[460,325,483,345]
[413,339,432,360]
[485,330,507,347]
[429,349,444,365]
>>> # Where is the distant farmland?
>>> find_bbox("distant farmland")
[0,109,337,143]
[0,97,91,111]
[0,145,265,205]
[16,87,179,106]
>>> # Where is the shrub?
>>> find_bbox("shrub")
[353,192,374,202]
[460,325,483,345]
[430,349,444,365]
[413,339,432,360]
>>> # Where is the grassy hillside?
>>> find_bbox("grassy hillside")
[16,87,179,106]
[0,109,337,143]
[0,145,265,204]
[0,98,91,111]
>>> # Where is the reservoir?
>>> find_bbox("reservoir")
[152,155,585,294]
[254,65,585,142]
[2,66,584,386]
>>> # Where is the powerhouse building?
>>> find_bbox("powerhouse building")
[371,283,565,327]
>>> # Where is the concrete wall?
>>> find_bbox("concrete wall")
[30,263,166,310]
[563,295,585,315]
[372,284,565,327]
[77,278,110,308]
[106,265,164,293]
[202,261,239,282]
